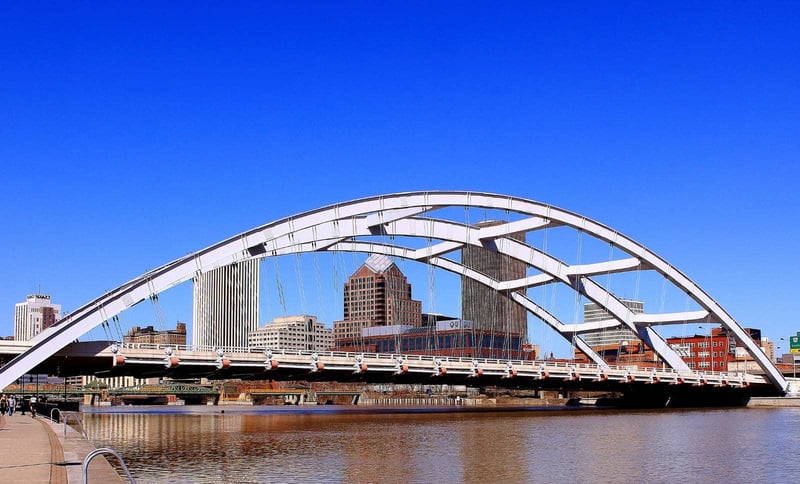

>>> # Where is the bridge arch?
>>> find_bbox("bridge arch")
[0,191,787,392]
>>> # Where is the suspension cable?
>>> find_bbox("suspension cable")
[312,252,327,326]
[100,319,112,342]
[570,229,584,362]
[111,315,124,343]
[150,293,167,332]
[461,205,469,360]
[294,253,307,314]
[273,258,288,316]
[426,216,438,354]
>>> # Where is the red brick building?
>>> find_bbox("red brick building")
[574,327,762,372]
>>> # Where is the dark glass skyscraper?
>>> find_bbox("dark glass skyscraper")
[461,221,527,341]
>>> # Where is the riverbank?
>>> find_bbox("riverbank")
[0,413,123,483]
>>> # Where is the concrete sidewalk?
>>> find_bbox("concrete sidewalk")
[0,413,124,483]
[0,413,55,482]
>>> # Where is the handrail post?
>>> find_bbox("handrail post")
[62,411,89,439]
[83,447,137,483]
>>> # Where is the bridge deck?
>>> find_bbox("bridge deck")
[105,343,769,389]
[0,341,782,400]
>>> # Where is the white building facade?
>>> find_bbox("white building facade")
[248,315,333,352]
[581,299,644,349]
[192,260,259,349]
[14,294,61,341]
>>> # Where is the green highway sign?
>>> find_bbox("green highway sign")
[790,333,800,353]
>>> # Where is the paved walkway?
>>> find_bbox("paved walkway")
[0,413,124,483]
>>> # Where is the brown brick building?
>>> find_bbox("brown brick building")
[123,322,187,346]
[333,255,422,342]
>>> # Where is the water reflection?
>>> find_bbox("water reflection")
[83,407,800,483]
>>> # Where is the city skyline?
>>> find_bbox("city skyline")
[1,237,791,362]
[1,4,798,356]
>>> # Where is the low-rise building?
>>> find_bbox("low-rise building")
[574,326,764,372]
[334,319,535,360]
[123,322,187,346]
[249,315,333,352]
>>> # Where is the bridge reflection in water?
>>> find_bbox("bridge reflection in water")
[82,407,798,483]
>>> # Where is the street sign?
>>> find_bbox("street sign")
[790,334,800,353]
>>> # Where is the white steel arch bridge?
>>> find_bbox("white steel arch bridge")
[0,191,788,393]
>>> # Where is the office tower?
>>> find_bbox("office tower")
[192,260,259,348]
[14,294,61,341]
[333,254,422,342]
[461,221,527,338]
[582,299,644,349]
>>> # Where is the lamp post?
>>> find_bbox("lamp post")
[777,346,784,378]
[57,365,66,403]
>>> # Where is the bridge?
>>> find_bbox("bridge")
[106,343,782,407]
[0,191,790,404]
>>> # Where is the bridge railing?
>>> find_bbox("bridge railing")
[115,343,762,386]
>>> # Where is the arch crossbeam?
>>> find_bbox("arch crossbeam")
[562,309,710,334]
[264,220,691,371]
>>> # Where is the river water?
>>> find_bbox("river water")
[82,406,800,483]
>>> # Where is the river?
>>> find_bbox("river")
[82,406,800,483]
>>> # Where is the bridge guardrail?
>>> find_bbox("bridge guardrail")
[113,343,764,387]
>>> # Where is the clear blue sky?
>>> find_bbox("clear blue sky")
[1,3,798,355]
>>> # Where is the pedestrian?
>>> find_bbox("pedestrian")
[8,396,15,415]
[0,395,7,416]
[29,395,37,418]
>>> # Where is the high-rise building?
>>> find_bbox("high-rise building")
[248,315,333,351]
[582,299,643,350]
[123,322,187,346]
[192,260,259,348]
[333,254,422,342]
[14,294,61,341]
[762,338,776,362]
[461,221,527,339]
